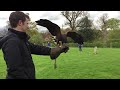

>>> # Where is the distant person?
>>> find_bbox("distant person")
[78,44,83,52]
[48,42,51,47]
[0,11,69,79]
[94,46,97,54]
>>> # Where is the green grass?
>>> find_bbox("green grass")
[0,47,120,79]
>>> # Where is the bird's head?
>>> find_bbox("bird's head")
[35,19,49,27]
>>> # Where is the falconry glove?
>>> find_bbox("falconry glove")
[50,45,69,60]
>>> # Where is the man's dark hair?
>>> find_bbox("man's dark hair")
[9,11,30,28]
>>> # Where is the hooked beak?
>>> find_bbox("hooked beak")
[35,21,40,25]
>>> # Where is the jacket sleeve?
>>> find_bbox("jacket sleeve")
[28,42,51,55]
[2,39,28,79]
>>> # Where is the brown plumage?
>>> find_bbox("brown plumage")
[35,19,84,45]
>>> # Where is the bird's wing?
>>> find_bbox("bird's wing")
[35,19,61,37]
[35,19,63,45]
[67,32,84,44]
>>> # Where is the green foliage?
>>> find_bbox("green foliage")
[84,42,104,48]
[78,28,95,42]
[26,21,39,37]
[68,43,78,47]
[77,16,96,42]
[59,41,120,48]
[82,40,120,48]
[26,21,45,45]
[107,18,120,30]
[78,16,93,30]
[29,33,44,46]
[108,29,120,40]
[110,42,120,48]
[92,29,102,41]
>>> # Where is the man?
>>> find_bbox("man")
[78,44,83,52]
[0,11,69,79]
[47,42,51,47]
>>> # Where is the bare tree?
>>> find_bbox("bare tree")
[97,13,109,46]
[61,11,85,31]
[0,21,10,37]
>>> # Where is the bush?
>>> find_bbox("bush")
[84,41,120,48]
[68,43,78,47]
[66,41,120,48]
[29,33,44,46]
[109,42,120,48]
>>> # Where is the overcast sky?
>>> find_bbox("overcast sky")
[0,11,120,31]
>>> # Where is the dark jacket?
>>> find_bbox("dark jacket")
[0,28,51,79]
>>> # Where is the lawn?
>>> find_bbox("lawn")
[0,47,120,79]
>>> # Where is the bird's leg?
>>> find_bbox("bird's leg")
[53,41,62,69]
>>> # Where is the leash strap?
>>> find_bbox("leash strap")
[54,59,57,69]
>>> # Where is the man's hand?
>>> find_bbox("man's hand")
[50,45,69,60]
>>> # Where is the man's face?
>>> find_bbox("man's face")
[18,18,30,32]
[22,18,30,32]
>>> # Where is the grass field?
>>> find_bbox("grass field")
[0,47,120,79]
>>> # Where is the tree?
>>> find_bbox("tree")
[26,21,39,37]
[107,18,120,30]
[97,13,109,46]
[61,11,85,31]
[29,33,44,45]
[107,29,120,48]
[78,15,95,42]
[25,13,44,45]
[27,21,44,45]
[108,30,120,40]
[97,13,108,31]
[0,21,10,37]
[78,16,93,30]
[41,31,52,43]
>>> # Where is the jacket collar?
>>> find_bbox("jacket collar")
[8,28,30,40]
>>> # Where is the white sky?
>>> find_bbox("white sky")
[0,11,120,31]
